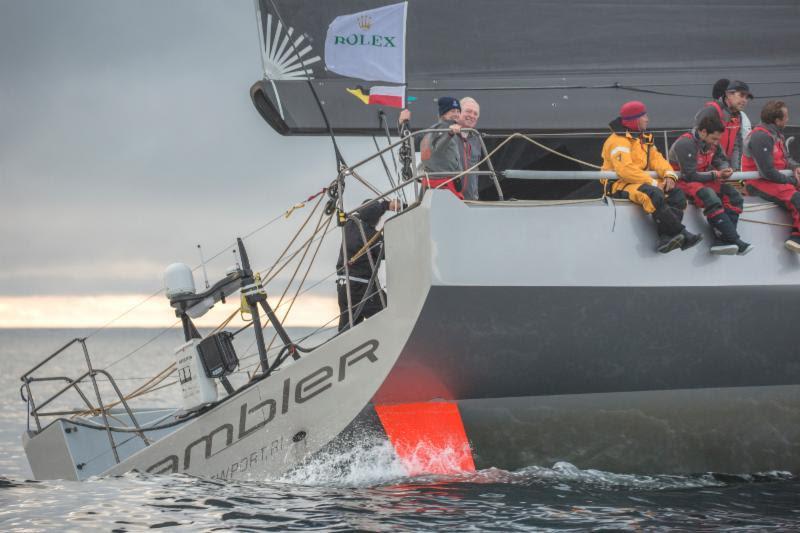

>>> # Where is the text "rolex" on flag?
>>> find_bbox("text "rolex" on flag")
[324,2,407,84]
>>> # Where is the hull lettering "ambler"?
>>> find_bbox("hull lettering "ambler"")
[146,339,379,475]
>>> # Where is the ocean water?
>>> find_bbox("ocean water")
[1,328,798,531]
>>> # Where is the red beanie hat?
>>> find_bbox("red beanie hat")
[620,101,647,130]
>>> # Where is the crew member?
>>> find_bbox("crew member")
[742,100,800,252]
[602,101,702,253]
[710,79,753,149]
[419,96,467,199]
[400,98,484,200]
[695,80,754,170]
[668,114,753,255]
[457,97,484,200]
[336,198,400,331]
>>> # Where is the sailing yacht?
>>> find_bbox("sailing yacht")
[21,0,800,481]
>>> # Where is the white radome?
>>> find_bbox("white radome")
[164,263,196,298]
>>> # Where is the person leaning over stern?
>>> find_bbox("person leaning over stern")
[695,79,753,170]
[741,100,800,253]
[336,198,401,331]
[602,100,702,254]
[668,114,753,255]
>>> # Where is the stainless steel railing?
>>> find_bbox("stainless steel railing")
[20,337,150,464]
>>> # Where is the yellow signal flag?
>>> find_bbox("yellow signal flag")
[346,87,370,105]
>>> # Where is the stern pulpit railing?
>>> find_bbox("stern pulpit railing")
[20,337,150,464]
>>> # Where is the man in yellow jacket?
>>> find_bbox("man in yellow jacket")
[602,101,703,253]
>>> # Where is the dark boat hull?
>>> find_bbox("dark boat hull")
[358,284,800,474]
[334,192,800,475]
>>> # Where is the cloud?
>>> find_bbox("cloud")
[0,0,387,325]
[0,293,339,329]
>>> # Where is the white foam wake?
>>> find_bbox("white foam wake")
[278,440,407,487]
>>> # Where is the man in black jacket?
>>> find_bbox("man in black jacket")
[336,198,400,331]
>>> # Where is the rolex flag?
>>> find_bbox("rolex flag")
[324,2,407,84]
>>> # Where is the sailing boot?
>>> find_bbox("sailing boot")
[680,229,703,250]
[652,205,686,254]
[710,238,738,255]
[657,233,685,254]
[723,211,753,255]
[785,236,800,253]
[736,239,755,255]
[708,213,739,255]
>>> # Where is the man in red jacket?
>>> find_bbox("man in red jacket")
[742,100,800,252]
[695,80,753,170]
[668,114,753,255]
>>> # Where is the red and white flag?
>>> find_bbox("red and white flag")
[347,85,405,108]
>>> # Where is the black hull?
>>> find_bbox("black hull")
[312,193,800,476]
[349,285,800,474]
[457,386,800,474]
[376,286,800,401]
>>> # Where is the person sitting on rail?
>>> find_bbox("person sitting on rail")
[602,100,702,254]
[742,100,800,253]
[336,198,400,331]
[418,96,468,199]
[695,80,753,171]
[668,114,753,255]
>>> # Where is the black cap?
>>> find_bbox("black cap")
[727,80,754,99]
[437,96,461,117]
[712,79,729,100]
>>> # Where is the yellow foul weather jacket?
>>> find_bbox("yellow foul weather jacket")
[601,120,678,213]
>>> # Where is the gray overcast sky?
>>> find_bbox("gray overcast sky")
[0,0,383,298]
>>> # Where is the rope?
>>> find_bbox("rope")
[50,121,799,421]
[466,197,605,207]
[433,131,601,194]
[85,289,166,340]
[261,193,325,284]
[91,190,325,371]
[262,210,333,353]
[282,187,327,219]
[348,229,383,264]
[262,223,339,285]
[739,217,792,228]
[736,199,790,228]
[259,214,334,372]
[97,203,322,402]
[214,307,247,333]
[71,363,176,418]
[742,203,780,213]
[236,282,386,376]
[239,208,334,374]
[234,269,342,370]
[516,133,602,169]
[24,188,332,422]
[104,319,181,370]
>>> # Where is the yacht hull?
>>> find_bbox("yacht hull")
[361,191,800,475]
[23,190,800,479]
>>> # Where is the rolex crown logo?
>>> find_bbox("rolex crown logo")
[357,15,372,30]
